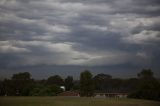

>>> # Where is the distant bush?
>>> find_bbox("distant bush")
[29,85,63,96]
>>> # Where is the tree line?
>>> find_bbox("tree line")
[0,69,160,101]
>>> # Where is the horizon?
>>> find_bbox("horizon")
[0,66,159,80]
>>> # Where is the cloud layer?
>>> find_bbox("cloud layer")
[0,0,160,78]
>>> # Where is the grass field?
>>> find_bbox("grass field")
[0,97,160,106]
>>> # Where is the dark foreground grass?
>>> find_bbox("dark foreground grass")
[0,96,160,106]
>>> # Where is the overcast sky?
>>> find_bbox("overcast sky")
[0,0,160,79]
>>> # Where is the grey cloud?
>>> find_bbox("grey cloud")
[0,0,160,78]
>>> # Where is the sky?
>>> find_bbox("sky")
[0,0,160,79]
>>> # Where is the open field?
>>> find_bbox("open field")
[0,97,160,106]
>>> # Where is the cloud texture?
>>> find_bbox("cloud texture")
[0,0,160,78]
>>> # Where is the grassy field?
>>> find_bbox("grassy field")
[0,97,160,106]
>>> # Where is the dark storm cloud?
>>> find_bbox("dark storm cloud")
[0,0,160,78]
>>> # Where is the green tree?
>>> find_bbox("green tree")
[47,75,64,86]
[72,80,80,90]
[1,79,13,96]
[128,69,160,100]
[65,76,73,91]
[0,80,3,95]
[29,85,63,96]
[11,72,34,96]
[93,73,112,91]
[137,69,153,79]
[80,70,94,97]
[12,72,31,80]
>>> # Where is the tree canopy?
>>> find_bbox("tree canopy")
[128,69,160,100]
[80,70,94,97]
[65,76,73,91]
[47,75,64,86]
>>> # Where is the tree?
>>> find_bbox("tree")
[2,79,13,96]
[72,80,80,90]
[9,72,34,96]
[137,69,159,91]
[65,76,73,91]
[128,69,160,100]
[93,73,112,91]
[47,75,64,86]
[137,69,153,79]
[0,80,6,96]
[29,85,63,96]
[12,72,31,80]
[124,78,138,92]
[80,70,94,97]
